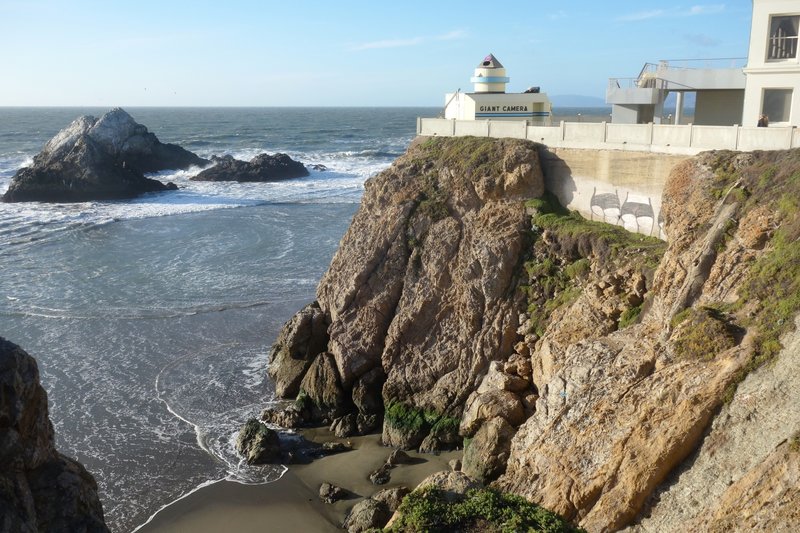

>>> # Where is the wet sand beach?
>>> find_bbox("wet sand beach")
[138,431,461,532]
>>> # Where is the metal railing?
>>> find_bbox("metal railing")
[768,36,798,59]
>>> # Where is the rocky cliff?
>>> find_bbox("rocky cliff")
[266,137,800,531]
[0,337,108,532]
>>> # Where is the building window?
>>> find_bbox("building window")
[767,15,799,60]
[762,89,793,123]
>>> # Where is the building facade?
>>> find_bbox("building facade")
[444,54,552,125]
[742,0,800,126]
[608,0,800,127]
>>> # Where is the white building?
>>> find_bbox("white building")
[743,0,800,126]
[444,54,552,125]
[607,0,800,127]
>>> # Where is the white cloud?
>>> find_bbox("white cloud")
[548,10,567,20]
[619,9,666,22]
[436,29,467,41]
[618,4,725,22]
[352,29,466,51]
[351,37,425,50]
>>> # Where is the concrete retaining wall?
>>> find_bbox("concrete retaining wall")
[418,118,799,154]
[539,147,687,239]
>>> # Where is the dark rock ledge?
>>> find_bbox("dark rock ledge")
[190,153,309,182]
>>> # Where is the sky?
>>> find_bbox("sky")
[0,1,754,107]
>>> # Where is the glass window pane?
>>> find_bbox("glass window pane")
[763,89,793,122]
[768,16,799,59]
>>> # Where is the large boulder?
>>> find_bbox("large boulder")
[191,153,309,182]
[2,108,206,203]
[235,419,281,464]
[0,337,108,531]
[343,498,392,533]
[461,416,515,483]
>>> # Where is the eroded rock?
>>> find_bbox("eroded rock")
[2,108,205,202]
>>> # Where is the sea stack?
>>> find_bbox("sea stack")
[190,153,309,182]
[2,108,208,203]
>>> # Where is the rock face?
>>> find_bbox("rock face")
[2,108,206,202]
[191,153,309,182]
[266,139,800,531]
[496,149,800,531]
[268,137,544,446]
[0,337,108,532]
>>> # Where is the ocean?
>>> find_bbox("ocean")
[0,106,610,531]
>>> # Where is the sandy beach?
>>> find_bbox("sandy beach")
[137,431,461,532]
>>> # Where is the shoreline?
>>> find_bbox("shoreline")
[137,430,461,532]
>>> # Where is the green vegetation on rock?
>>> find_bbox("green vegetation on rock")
[618,304,643,329]
[671,307,741,360]
[522,192,665,336]
[388,486,586,533]
[384,400,459,438]
[704,150,800,400]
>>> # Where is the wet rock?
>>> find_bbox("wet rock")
[369,464,391,485]
[236,419,281,464]
[191,152,309,182]
[319,482,347,504]
[261,404,307,428]
[356,413,380,435]
[386,449,412,466]
[321,441,352,454]
[331,413,358,438]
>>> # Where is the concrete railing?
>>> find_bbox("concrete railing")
[417,118,800,155]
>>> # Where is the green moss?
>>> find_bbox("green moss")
[295,390,312,411]
[384,400,458,438]
[618,304,642,329]
[387,487,585,533]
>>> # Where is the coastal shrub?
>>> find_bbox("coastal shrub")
[388,486,585,533]
[618,304,642,329]
[670,307,740,361]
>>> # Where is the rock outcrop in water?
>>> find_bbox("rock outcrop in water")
[2,108,207,203]
[264,137,800,531]
[0,337,108,532]
[190,153,309,182]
